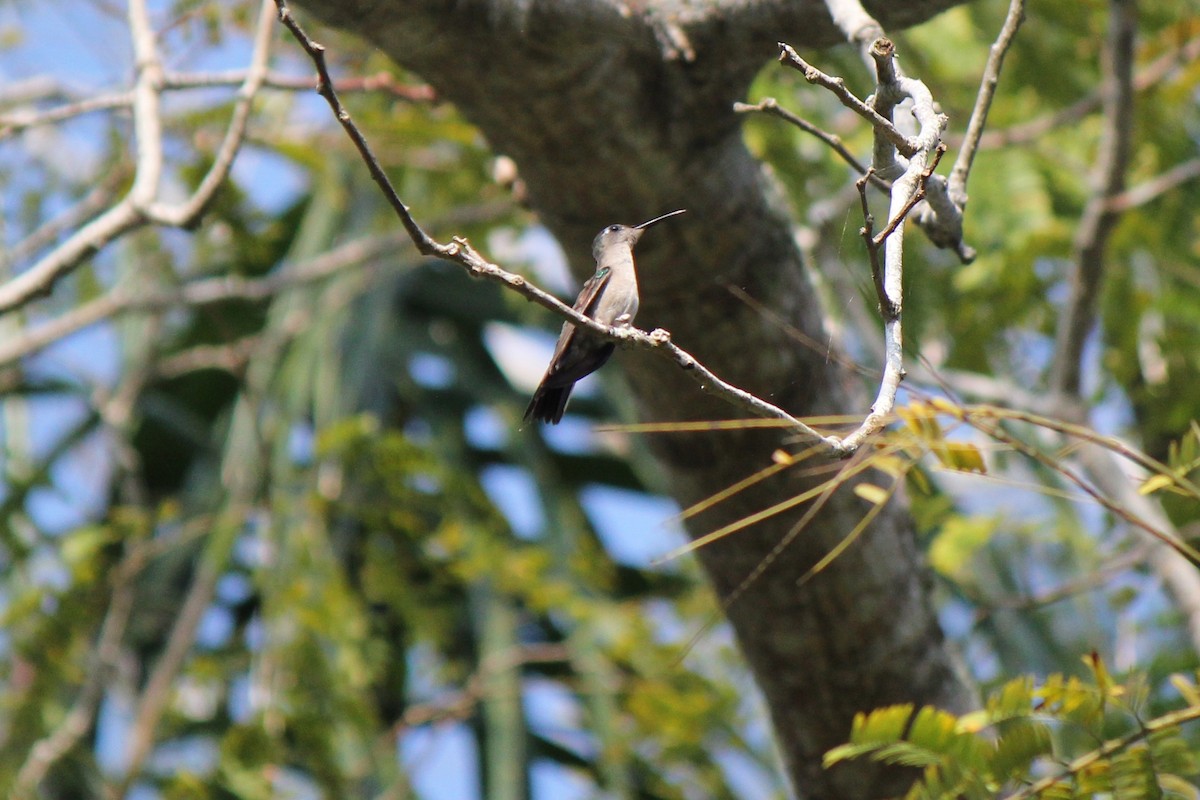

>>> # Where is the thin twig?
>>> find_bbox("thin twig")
[734,98,891,191]
[7,167,130,265]
[165,68,434,100]
[392,643,572,732]
[777,42,917,158]
[1105,157,1200,212]
[152,337,262,378]
[855,146,945,319]
[273,1,441,255]
[874,144,945,247]
[144,0,275,225]
[0,70,432,142]
[966,31,1200,150]
[0,91,133,140]
[948,0,1026,209]
[964,413,1200,570]
[972,544,1148,622]
[112,535,224,796]
[0,201,510,369]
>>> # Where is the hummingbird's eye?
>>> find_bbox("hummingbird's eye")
[607,225,620,233]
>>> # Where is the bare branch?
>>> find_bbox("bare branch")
[12,312,167,796]
[972,544,1149,620]
[967,31,1200,151]
[392,643,571,732]
[777,37,972,262]
[0,91,132,141]
[0,0,277,315]
[0,199,510,370]
[832,39,947,454]
[1105,157,1200,212]
[144,2,275,226]
[165,68,435,101]
[868,37,973,264]
[113,539,223,794]
[152,336,261,378]
[1051,0,1137,397]
[822,0,884,67]
[7,166,129,265]
[734,98,890,191]
[273,0,443,256]
[0,70,432,143]
[777,42,917,158]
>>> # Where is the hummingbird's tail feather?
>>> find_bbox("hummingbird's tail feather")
[524,382,573,424]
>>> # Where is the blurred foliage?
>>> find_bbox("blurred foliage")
[2,0,1200,798]
[827,655,1200,800]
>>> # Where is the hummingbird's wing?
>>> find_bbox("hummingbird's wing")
[543,266,610,372]
[524,267,615,423]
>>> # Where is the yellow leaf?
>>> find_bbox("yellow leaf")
[928,516,998,579]
[939,441,987,474]
[854,483,890,505]
[955,710,989,733]
[1171,674,1200,707]
[872,454,908,479]
[1159,774,1200,800]
[1138,474,1175,495]
[929,397,964,419]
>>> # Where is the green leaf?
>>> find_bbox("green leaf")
[990,718,1053,782]
[824,704,915,767]
[1147,726,1200,778]
[1109,745,1158,800]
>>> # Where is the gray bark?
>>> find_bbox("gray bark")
[292,0,976,796]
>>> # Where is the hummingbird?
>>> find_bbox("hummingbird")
[524,209,687,424]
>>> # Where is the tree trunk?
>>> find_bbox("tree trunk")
[293,1,976,796]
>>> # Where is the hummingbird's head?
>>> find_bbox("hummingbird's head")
[591,224,640,259]
[591,209,686,260]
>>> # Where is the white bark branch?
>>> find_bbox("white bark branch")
[0,0,277,316]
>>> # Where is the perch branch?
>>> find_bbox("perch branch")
[274,0,850,450]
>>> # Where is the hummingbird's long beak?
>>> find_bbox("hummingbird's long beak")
[634,209,687,230]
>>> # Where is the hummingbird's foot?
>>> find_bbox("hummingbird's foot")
[613,313,633,326]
